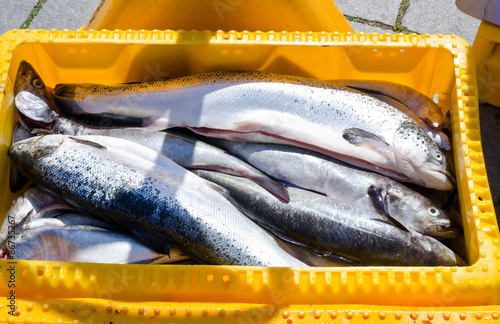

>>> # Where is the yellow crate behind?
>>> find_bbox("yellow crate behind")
[0,29,498,321]
[83,0,354,33]
[473,20,500,107]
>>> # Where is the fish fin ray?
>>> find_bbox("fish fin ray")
[68,137,108,150]
[378,213,411,233]
[342,128,389,148]
[367,186,387,214]
[367,186,411,232]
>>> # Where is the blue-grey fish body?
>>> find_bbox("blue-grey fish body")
[218,141,458,239]
[194,170,462,266]
[8,135,305,266]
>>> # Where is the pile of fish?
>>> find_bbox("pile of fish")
[0,60,465,267]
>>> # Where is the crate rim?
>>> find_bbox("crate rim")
[0,29,497,308]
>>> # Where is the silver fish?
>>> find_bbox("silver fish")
[26,213,117,231]
[0,186,72,244]
[9,134,306,266]
[217,141,459,239]
[44,118,288,202]
[194,170,463,266]
[2,225,188,264]
[11,66,288,202]
[51,70,454,190]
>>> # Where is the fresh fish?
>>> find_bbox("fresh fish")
[10,123,33,192]
[11,67,288,202]
[368,93,451,150]
[328,79,451,135]
[0,186,73,244]
[14,61,59,130]
[50,69,454,190]
[404,183,455,210]
[9,134,306,267]
[44,118,289,202]
[194,170,463,266]
[1,225,189,264]
[217,141,459,239]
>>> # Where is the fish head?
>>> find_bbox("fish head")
[386,188,460,238]
[9,135,65,174]
[14,61,59,130]
[393,123,455,190]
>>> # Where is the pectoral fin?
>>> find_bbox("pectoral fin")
[69,137,107,150]
[343,128,388,149]
[367,186,410,232]
[367,186,387,214]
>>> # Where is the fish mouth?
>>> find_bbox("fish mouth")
[430,223,462,238]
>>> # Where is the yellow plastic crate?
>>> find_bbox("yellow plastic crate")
[0,29,498,322]
[473,20,500,107]
[83,0,354,33]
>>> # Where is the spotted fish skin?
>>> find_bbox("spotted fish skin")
[8,135,305,267]
[52,70,454,190]
[393,124,454,190]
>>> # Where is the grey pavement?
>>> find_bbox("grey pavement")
[29,0,101,30]
[335,0,402,27]
[0,0,498,221]
[349,21,388,34]
[403,0,480,44]
[0,0,38,35]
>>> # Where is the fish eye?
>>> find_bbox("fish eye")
[433,151,443,161]
[32,78,43,89]
[427,207,440,217]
